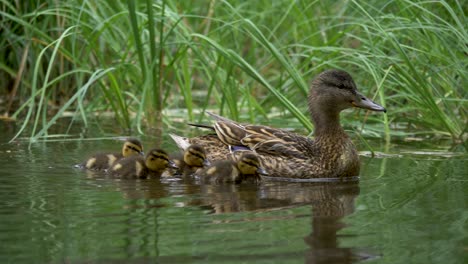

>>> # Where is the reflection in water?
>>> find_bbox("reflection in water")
[302,184,365,264]
[113,175,373,264]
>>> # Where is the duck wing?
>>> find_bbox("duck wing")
[208,113,313,160]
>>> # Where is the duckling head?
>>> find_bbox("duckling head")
[237,153,268,176]
[183,144,211,168]
[145,148,178,172]
[122,138,144,157]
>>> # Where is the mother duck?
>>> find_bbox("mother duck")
[171,69,386,180]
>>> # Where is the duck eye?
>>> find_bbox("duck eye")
[128,146,139,152]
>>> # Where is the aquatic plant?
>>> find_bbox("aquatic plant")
[0,0,465,143]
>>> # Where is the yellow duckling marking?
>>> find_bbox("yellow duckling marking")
[85,158,96,169]
[146,157,167,171]
[206,167,217,175]
[165,144,209,177]
[237,158,259,175]
[107,155,117,167]
[143,149,178,177]
[183,145,209,168]
[228,164,238,182]
[78,138,144,172]
[112,163,123,171]
[122,139,144,157]
[135,161,143,177]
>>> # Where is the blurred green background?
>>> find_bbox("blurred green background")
[0,0,466,145]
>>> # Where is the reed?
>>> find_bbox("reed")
[0,0,465,143]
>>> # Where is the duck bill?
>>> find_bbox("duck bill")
[139,151,145,156]
[256,167,269,176]
[352,92,387,112]
[203,159,211,167]
[168,160,179,169]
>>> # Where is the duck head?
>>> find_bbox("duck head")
[237,152,268,176]
[122,138,144,157]
[145,148,178,172]
[308,70,386,133]
[309,69,386,113]
[184,144,211,167]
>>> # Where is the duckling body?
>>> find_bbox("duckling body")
[171,69,386,179]
[77,138,143,170]
[198,152,267,184]
[109,148,177,179]
[167,141,211,177]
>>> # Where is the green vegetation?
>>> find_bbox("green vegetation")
[0,0,466,144]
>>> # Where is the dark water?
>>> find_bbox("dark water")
[0,127,466,263]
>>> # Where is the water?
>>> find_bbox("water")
[0,126,466,263]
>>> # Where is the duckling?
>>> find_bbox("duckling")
[76,138,143,170]
[198,152,268,184]
[109,148,177,179]
[169,144,211,177]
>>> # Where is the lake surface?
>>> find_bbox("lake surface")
[0,124,466,264]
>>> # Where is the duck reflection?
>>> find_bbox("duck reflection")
[110,175,376,263]
[190,181,373,264]
[301,183,363,264]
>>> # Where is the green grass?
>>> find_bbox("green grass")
[0,0,466,144]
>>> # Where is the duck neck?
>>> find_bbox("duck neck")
[310,106,345,137]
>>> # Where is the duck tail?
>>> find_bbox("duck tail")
[206,111,236,122]
[168,134,191,151]
[187,123,215,131]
